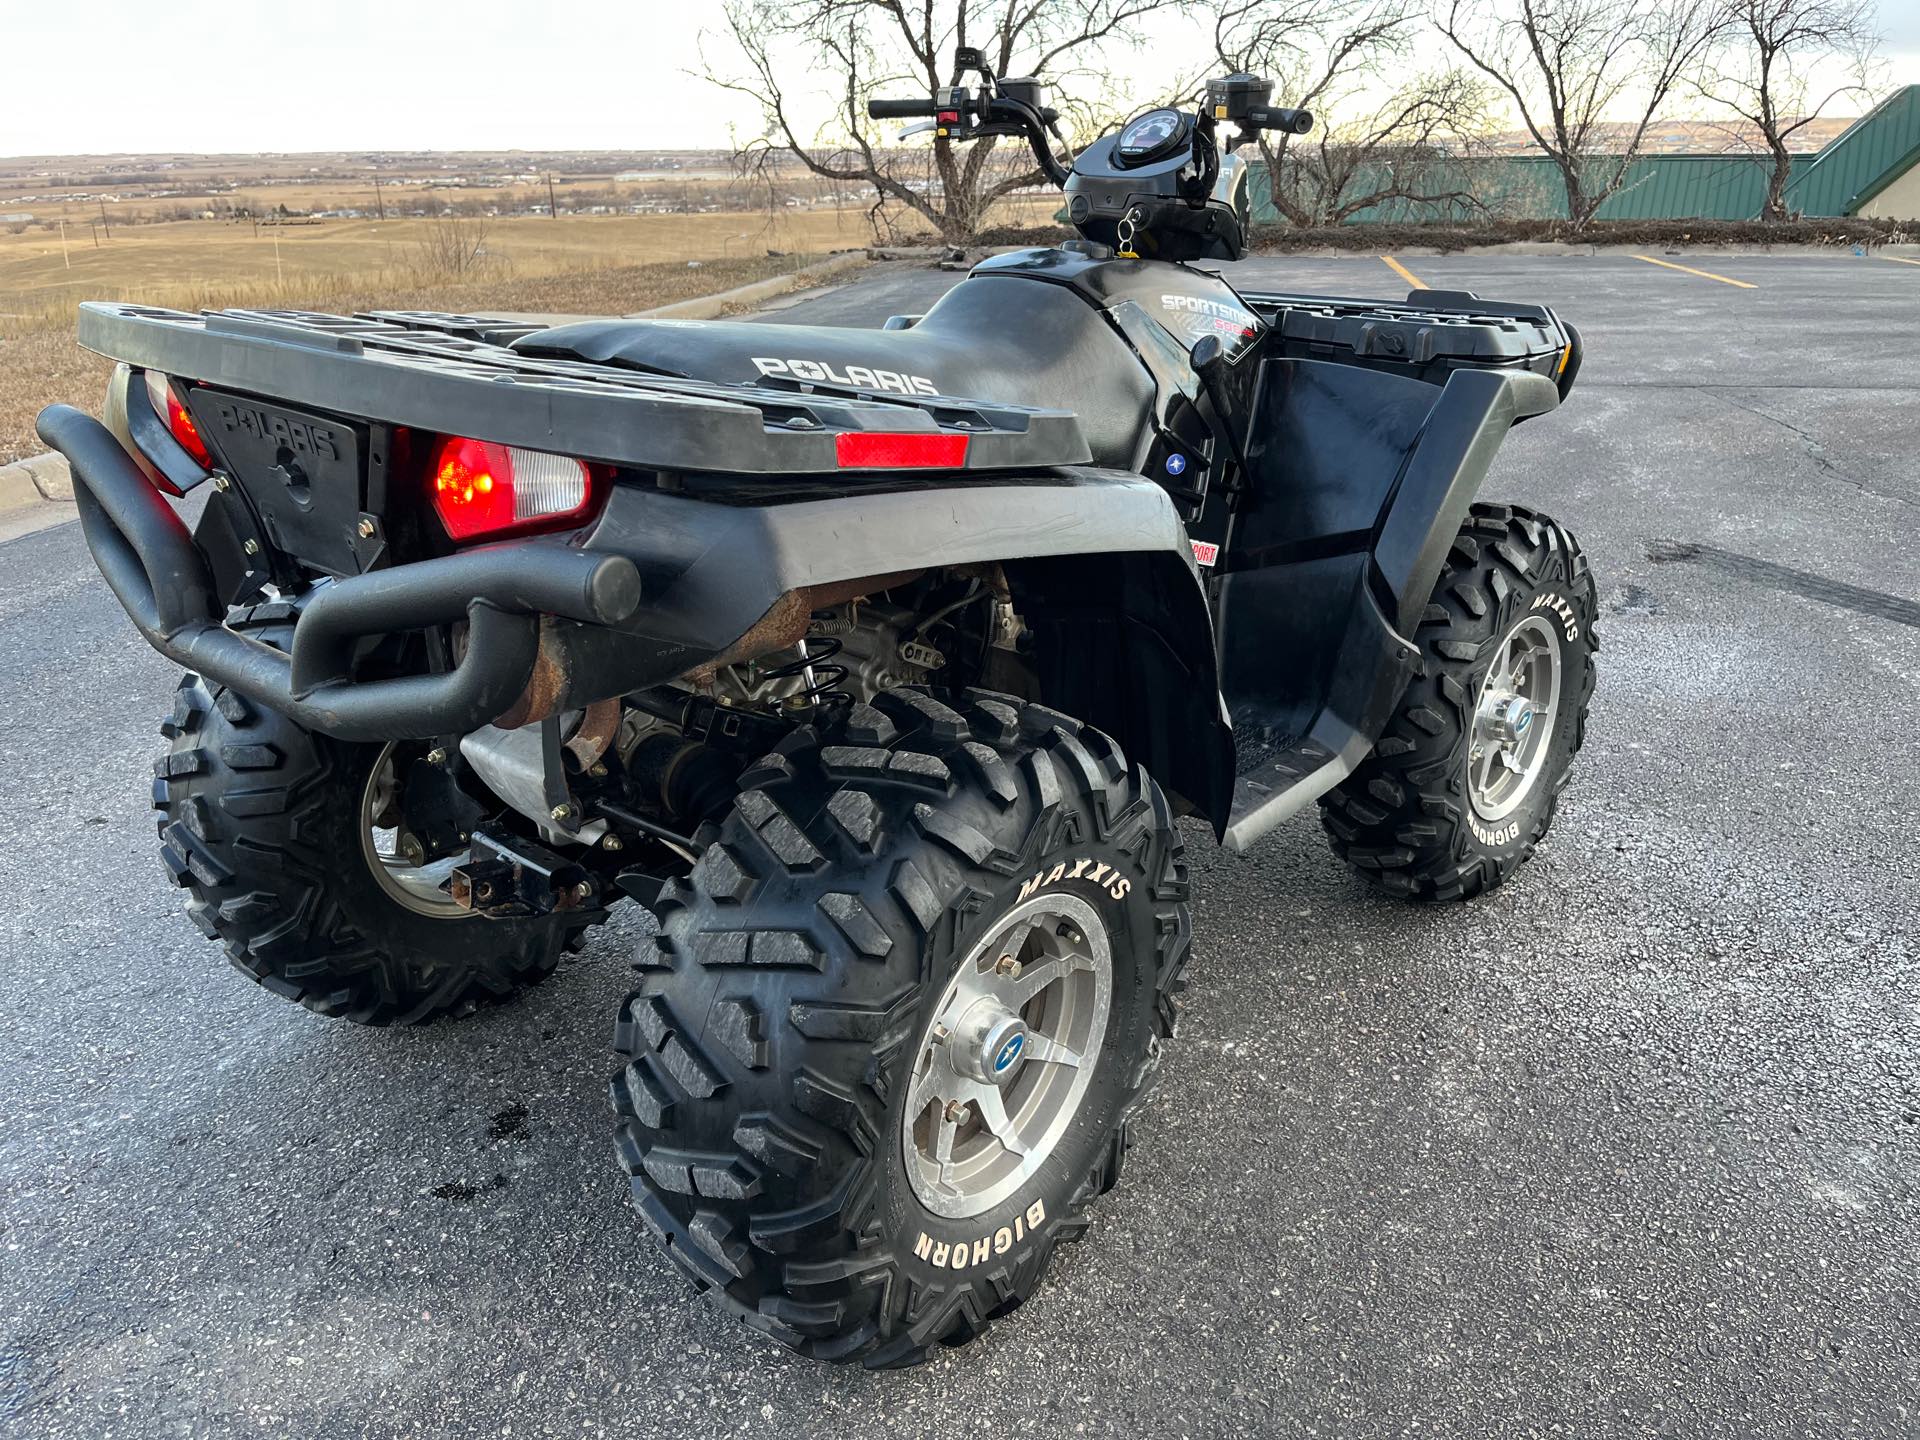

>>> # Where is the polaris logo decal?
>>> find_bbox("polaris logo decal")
[993,1033,1025,1072]
[751,356,939,396]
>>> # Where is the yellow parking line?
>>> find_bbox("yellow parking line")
[1631,254,1757,289]
[1380,255,1427,289]
[1879,254,1920,267]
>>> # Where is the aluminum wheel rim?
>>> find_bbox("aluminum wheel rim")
[359,743,470,919]
[902,892,1113,1220]
[1468,614,1562,823]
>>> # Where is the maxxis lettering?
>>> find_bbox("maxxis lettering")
[1016,856,1132,904]
[1531,590,1581,642]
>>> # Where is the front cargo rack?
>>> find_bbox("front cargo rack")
[1238,287,1579,393]
[73,303,1091,475]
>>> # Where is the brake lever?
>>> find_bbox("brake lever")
[896,122,940,141]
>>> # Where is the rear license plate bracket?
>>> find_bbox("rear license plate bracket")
[186,390,370,577]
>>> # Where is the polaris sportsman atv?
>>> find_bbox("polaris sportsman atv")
[38,52,1597,1367]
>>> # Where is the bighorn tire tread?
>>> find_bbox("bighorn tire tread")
[611,687,1190,1367]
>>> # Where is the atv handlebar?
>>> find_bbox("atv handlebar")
[867,98,942,119]
[869,54,1309,189]
[1246,105,1313,135]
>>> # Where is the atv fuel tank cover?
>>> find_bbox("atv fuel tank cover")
[972,247,1265,363]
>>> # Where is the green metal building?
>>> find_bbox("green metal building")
[1246,84,1920,223]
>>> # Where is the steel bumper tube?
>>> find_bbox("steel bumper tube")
[37,404,643,742]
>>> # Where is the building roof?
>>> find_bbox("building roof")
[1785,86,1920,215]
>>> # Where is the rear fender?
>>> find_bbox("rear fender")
[565,469,1235,824]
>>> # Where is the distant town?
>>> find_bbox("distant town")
[0,150,882,230]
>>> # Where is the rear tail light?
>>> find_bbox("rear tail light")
[428,435,603,541]
[835,431,970,469]
[143,370,213,472]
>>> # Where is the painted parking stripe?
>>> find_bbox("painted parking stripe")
[1631,254,1757,289]
[1879,254,1920,267]
[1380,255,1427,289]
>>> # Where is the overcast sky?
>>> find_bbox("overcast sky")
[2,0,1917,157]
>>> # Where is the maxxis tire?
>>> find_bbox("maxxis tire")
[1320,502,1599,902]
[610,688,1190,1367]
[154,646,600,1026]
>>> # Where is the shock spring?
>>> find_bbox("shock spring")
[761,634,851,712]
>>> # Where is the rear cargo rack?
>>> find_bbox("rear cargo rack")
[74,303,1091,475]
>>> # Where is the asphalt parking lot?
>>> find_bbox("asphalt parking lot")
[2,251,1916,1438]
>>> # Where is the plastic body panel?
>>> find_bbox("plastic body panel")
[971,248,1265,362]
[71,302,1091,475]
[1214,361,1560,849]
[517,276,1155,468]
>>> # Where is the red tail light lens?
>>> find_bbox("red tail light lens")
[834,431,970,469]
[144,370,213,470]
[428,435,602,541]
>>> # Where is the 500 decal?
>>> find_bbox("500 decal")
[751,356,939,396]
[913,1199,1047,1272]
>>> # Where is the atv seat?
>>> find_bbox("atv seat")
[513,274,1154,468]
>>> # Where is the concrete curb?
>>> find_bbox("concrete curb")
[0,451,72,511]
[635,251,873,320]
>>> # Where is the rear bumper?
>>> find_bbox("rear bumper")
[38,404,643,742]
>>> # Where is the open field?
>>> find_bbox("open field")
[0,208,920,322]
[0,250,852,466]
[1,149,783,228]
[0,253,1915,1436]
[0,186,1057,465]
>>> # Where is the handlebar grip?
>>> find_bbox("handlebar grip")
[868,98,941,119]
[1249,106,1314,135]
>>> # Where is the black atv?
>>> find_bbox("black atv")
[37,53,1597,1367]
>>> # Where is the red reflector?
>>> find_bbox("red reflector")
[428,435,598,541]
[144,370,212,470]
[834,432,970,470]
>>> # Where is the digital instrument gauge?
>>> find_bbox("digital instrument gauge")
[1114,107,1191,167]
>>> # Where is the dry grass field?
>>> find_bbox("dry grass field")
[0,154,1059,465]
[0,249,823,466]
[0,209,892,325]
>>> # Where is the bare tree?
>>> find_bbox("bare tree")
[415,213,492,279]
[1439,0,1727,227]
[1215,0,1499,226]
[1694,0,1880,220]
[704,0,1195,244]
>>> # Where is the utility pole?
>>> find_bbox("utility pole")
[546,172,559,219]
[59,219,71,269]
[98,197,111,239]
[372,173,386,220]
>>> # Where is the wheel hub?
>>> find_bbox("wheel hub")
[901,892,1113,1220]
[360,742,475,919]
[1467,615,1563,823]
[946,999,1031,1086]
